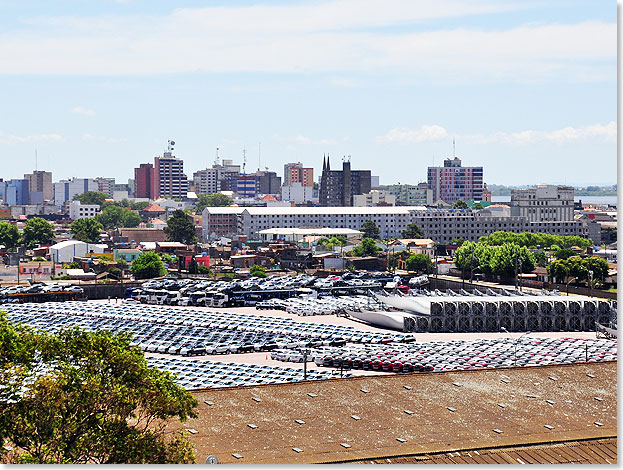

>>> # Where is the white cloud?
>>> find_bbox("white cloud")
[71,106,96,117]
[379,122,616,145]
[0,2,613,83]
[0,132,63,144]
[82,133,127,143]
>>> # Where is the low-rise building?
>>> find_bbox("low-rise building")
[68,201,101,220]
[353,190,396,207]
[386,183,433,206]
[49,240,107,264]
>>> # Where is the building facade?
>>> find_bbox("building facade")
[353,190,396,207]
[155,151,189,199]
[254,171,281,195]
[134,163,158,199]
[386,183,433,206]
[68,201,101,220]
[284,162,314,187]
[24,170,53,202]
[193,168,219,194]
[427,157,483,204]
[281,182,317,203]
[510,185,574,222]
[1,179,30,205]
[53,178,98,207]
[319,156,371,206]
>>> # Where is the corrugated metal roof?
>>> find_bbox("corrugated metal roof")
[177,361,616,464]
[360,438,617,464]
[204,206,427,216]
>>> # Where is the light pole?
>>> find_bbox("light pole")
[588,270,594,297]
[501,327,531,366]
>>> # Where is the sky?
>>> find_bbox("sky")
[0,0,616,187]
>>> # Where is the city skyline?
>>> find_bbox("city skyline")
[0,0,615,186]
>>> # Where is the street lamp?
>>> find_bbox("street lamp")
[588,270,594,297]
[501,327,532,366]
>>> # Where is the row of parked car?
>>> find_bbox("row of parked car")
[0,282,84,303]
[256,295,385,316]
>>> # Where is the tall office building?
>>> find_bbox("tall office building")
[53,178,98,207]
[427,157,483,204]
[193,168,219,194]
[95,177,115,197]
[254,170,281,195]
[1,179,30,205]
[284,162,314,187]
[134,163,158,199]
[24,170,53,202]
[154,141,189,199]
[319,155,371,207]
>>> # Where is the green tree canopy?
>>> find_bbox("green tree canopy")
[96,206,141,230]
[554,248,576,260]
[70,218,103,243]
[405,253,432,273]
[249,264,267,278]
[350,238,381,257]
[583,256,609,281]
[401,223,424,239]
[453,200,468,209]
[22,217,55,248]
[130,252,167,279]
[164,210,197,245]
[478,231,592,250]
[0,313,197,464]
[195,193,233,213]
[72,191,109,206]
[0,222,20,249]
[360,220,380,239]
[472,202,484,209]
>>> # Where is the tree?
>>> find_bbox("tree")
[0,222,20,249]
[249,264,267,278]
[130,252,167,279]
[405,254,432,273]
[22,217,55,248]
[453,200,468,209]
[0,314,197,464]
[72,191,109,206]
[164,211,197,245]
[350,238,380,257]
[70,218,103,243]
[401,223,424,239]
[583,256,609,282]
[451,237,465,246]
[473,202,484,209]
[96,206,141,230]
[360,220,380,239]
[195,193,233,213]
[489,243,535,278]
[554,248,576,260]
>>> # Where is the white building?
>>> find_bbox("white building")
[49,240,107,264]
[68,201,101,220]
[53,178,98,208]
[387,183,433,206]
[281,182,317,203]
[353,190,396,207]
[510,185,574,222]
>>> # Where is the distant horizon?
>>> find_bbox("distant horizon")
[0,1,615,187]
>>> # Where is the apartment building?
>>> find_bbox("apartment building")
[319,156,371,206]
[353,190,396,207]
[284,162,314,187]
[24,170,53,202]
[155,150,188,199]
[68,201,101,220]
[427,157,483,204]
[386,183,432,206]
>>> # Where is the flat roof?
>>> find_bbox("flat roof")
[176,361,616,464]
[205,206,427,216]
[258,228,362,236]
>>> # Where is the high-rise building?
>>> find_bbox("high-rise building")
[134,163,158,199]
[236,175,257,198]
[53,178,98,207]
[95,177,115,197]
[1,179,30,205]
[427,156,483,204]
[284,162,314,187]
[319,156,371,207]
[254,170,281,195]
[154,141,188,199]
[215,159,241,192]
[193,168,219,195]
[510,185,575,222]
[24,170,53,202]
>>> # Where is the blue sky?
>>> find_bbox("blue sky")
[0,0,615,187]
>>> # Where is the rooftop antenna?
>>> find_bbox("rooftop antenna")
[35,149,38,171]
[215,147,220,166]
[453,137,456,157]
[168,139,175,153]
[258,142,261,172]
[242,147,247,175]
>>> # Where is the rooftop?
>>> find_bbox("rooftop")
[177,361,616,464]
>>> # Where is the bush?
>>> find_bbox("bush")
[249,264,267,278]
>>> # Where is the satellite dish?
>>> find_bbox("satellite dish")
[206,455,219,464]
